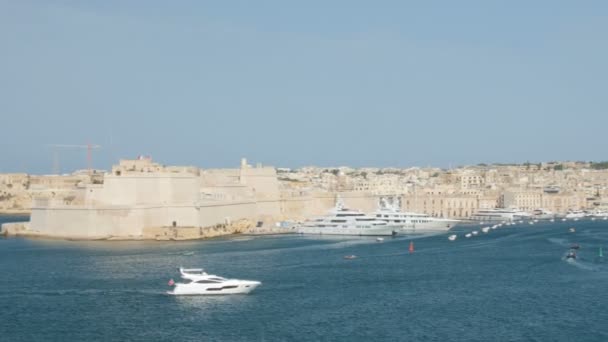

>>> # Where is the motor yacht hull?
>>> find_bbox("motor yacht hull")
[395,220,456,232]
[296,225,399,236]
[168,280,261,296]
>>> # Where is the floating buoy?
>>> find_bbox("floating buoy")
[168,279,175,286]
[409,241,415,254]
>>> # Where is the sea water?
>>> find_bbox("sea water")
[1,215,607,341]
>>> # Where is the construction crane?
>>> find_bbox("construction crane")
[48,144,101,176]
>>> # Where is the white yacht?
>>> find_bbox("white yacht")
[531,208,555,220]
[588,210,608,218]
[371,200,458,232]
[471,208,530,222]
[296,199,399,236]
[565,210,586,219]
[167,268,261,296]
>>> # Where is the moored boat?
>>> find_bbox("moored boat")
[296,198,399,236]
[372,198,458,233]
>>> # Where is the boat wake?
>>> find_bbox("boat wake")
[562,257,599,271]
[1,288,168,298]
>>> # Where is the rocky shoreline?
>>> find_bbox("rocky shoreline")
[0,220,294,241]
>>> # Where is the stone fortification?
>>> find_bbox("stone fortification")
[8,157,295,240]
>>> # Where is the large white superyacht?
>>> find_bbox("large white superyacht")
[296,199,400,236]
[371,199,458,232]
[471,208,530,222]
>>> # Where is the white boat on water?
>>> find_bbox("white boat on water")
[167,268,261,296]
[531,208,555,221]
[588,210,608,218]
[371,199,458,233]
[448,234,457,241]
[471,208,530,222]
[296,198,399,236]
[565,210,586,219]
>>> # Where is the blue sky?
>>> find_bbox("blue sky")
[1,1,607,173]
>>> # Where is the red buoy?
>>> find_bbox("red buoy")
[409,241,414,254]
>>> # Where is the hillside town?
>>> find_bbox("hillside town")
[277,161,608,218]
[2,160,608,219]
[1,158,607,239]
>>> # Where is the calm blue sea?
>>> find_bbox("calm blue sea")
[1,215,607,341]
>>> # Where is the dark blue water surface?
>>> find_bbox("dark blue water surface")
[1,215,607,341]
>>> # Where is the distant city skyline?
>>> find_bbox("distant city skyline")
[2,1,607,174]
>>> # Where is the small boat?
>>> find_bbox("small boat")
[481,227,490,233]
[448,234,457,241]
[344,255,357,260]
[529,221,535,225]
[472,231,479,236]
[562,218,567,222]
[565,250,577,260]
[465,233,472,238]
[376,237,384,242]
[167,268,261,296]
[569,227,576,233]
